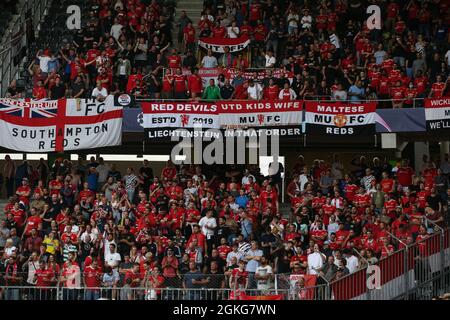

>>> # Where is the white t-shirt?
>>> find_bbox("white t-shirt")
[346,255,359,274]
[307,252,324,275]
[105,252,122,268]
[198,216,217,239]
[247,84,263,100]
[110,24,123,40]
[265,55,276,67]
[38,55,52,73]
[255,265,273,290]
[287,14,299,27]
[445,50,450,67]
[92,87,108,98]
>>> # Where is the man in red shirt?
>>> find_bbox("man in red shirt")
[396,160,414,189]
[16,178,31,206]
[83,259,103,300]
[390,80,405,108]
[183,22,196,52]
[173,67,187,99]
[429,75,446,98]
[168,48,182,71]
[23,209,43,237]
[248,0,262,26]
[32,80,47,100]
[253,20,267,47]
[187,67,203,98]
[380,171,395,193]
[49,175,63,196]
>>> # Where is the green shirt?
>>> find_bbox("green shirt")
[202,85,222,100]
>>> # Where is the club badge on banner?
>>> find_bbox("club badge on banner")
[304,101,376,144]
[424,98,450,133]
[0,96,123,152]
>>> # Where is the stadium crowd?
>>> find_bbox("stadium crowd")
[5,0,450,107]
[0,152,448,300]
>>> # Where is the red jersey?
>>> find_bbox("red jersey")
[168,55,181,69]
[380,178,394,193]
[24,216,42,235]
[49,180,63,196]
[83,265,102,288]
[378,77,390,95]
[253,24,266,41]
[183,26,196,43]
[264,85,279,100]
[187,74,203,94]
[217,245,231,260]
[396,167,414,186]
[35,269,53,287]
[344,184,359,202]
[249,4,261,21]
[316,15,327,30]
[414,76,427,94]
[431,82,446,98]
[173,74,187,93]
[33,87,47,99]
[390,86,405,102]
[162,167,177,180]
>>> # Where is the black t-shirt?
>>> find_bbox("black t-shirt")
[50,84,66,99]
[205,271,225,289]
[71,82,84,98]
[426,194,441,211]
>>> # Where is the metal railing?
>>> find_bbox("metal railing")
[0,0,51,97]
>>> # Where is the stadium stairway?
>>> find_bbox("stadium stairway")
[172,0,203,49]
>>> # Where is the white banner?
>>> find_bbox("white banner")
[0,96,123,152]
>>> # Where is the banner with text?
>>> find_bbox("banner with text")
[0,96,123,152]
[304,101,376,144]
[142,100,303,140]
[198,36,250,53]
[424,98,450,133]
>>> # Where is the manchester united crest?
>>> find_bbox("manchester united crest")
[333,114,347,127]
[180,114,190,127]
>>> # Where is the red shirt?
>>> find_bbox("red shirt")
[249,4,261,21]
[387,3,399,18]
[344,184,359,202]
[173,74,187,93]
[184,26,196,43]
[161,75,174,92]
[380,178,394,193]
[416,190,430,208]
[316,15,327,30]
[33,87,47,99]
[83,265,102,288]
[168,55,182,69]
[212,26,227,38]
[240,25,253,37]
[264,85,279,100]
[254,24,267,41]
[378,77,390,95]
[414,76,427,94]
[188,74,203,94]
[162,167,177,180]
[49,180,63,196]
[217,245,231,260]
[431,83,446,98]
[11,208,25,226]
[390,86,405,102]
[24,216,42,235]
[396,167,414,186]
[35,269,53,287]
